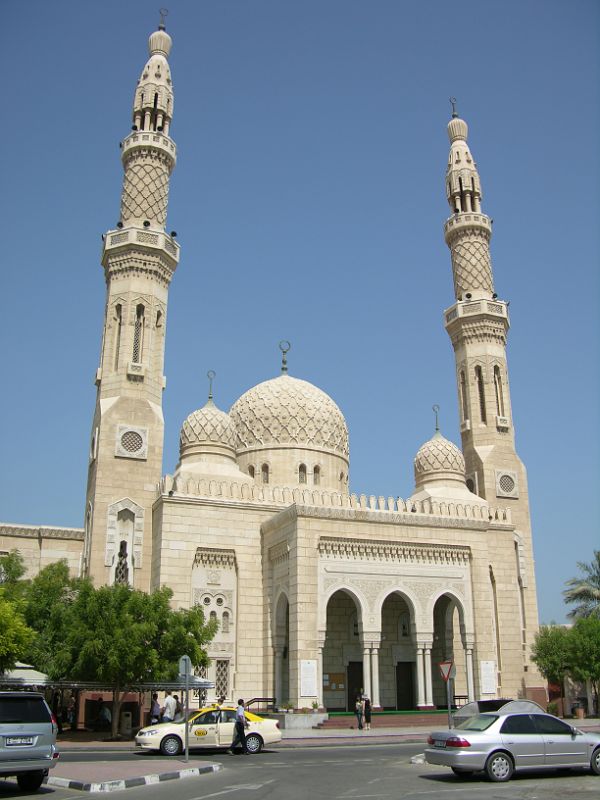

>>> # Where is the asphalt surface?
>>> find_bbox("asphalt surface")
[12,717,600,793]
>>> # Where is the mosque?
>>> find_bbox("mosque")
[0,20,545,711]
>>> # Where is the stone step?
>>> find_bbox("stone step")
[317,712,449,729]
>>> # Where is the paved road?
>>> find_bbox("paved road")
[3,743,599,799]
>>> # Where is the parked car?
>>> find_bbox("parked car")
[425,708,600,782]
[135,704,281,755]
[0,691,59,791]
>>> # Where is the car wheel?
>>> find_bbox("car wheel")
[160,734,182,756]
[485,752,513,782]
[245,733,263,754]
[16,771,45,791]
[591,747,600,775]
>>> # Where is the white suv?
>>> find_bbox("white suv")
[0,692,59,791]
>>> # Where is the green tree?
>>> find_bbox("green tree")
[0,596,34,673]
[63,583,217,738]
[21,560,87,677]
[567,616,600,716]
[563,551,600,620]
[0,550,28,605]
[531,624,572,713]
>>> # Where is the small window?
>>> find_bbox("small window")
[216,597,224,606]
[299,464,307,484]
[203,596,211,606]
[261,464,269,484]
[222,611,229,633]
[475,365,487,423]
[248,465,255,479]
[313,465,321,486]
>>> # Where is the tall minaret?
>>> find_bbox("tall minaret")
[443,105,542,696]
[83,18,179,589]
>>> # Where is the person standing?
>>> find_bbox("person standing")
[354,695,364,730]
[363,697,372,731]
[150,693,161,724]
[161,691,177,723]
[229,699,249,754]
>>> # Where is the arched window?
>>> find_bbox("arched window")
[475,366,487,423]
[460,370,469,421]
[210,610,217,624]
[248,465,255,479]
[133,304,145,363]
[313,465,321,486]
[494,366,505,416]
[299,464,307,484]
[261,464,269,484]
[114,304,122,371]
[222,611,230,634]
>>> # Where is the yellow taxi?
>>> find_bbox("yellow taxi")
[135,705,281,755]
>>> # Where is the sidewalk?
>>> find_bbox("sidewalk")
[46,718,600,792]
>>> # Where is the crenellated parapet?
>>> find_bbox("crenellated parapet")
[160,474,512,526]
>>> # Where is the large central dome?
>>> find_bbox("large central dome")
[230,375,349,457]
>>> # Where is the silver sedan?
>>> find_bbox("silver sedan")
[424,710,600,782]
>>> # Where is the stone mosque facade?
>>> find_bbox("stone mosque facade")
[1,22,546,710]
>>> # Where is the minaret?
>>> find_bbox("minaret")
[83,18,179,589]
[443,105,543,697]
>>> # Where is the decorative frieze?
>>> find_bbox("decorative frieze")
[319,537,471,566]
[0,523,84,541]
[193,547,236,569]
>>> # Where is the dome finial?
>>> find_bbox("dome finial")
[449,97,458,119]
[279,340,291,374]
[432,404,440,432]
[158,7,168,30]
[207,369,216,401]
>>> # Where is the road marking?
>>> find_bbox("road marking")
[191,779,275,798]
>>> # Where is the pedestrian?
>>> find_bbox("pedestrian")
[150,692,161,724]
[173,694,183,721]
[363,697,372,730]
[66,694,77,731]
[229,698,249,754]
[52,692,63,734]
[161,691,177,723]
[94,698,112,731]
[354,695,364,730]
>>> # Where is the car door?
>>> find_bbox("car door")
[217,709,237,747]
[532,714,588,767]
[499,714,545,769]
[189,710,220,747]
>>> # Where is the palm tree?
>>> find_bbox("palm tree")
[563,551,600,619]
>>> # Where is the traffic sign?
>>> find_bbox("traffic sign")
[438,660,454,682]
[179,654,192,677]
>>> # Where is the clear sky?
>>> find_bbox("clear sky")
[1,0,598,624]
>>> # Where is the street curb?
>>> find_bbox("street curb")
[46,763,222,793]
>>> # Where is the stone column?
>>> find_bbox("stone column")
[424,647,434,707]
[317,632,326,709]
[416,647,426,708]
[466,647,475,702]
[363,647,372,700]
[371,647,381,709]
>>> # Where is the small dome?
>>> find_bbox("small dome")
[414,431,465,482]
[230,374,349,457]
[447,116,468,143]
[148,29,172,57]
[180,399,237,454]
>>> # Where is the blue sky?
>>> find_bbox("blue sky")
[1,0,598,624]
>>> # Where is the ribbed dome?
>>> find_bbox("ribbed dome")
[447,116,468,143]
[230,375,349,457]
[148,29,172,57]
[414,431,465,478]
[180,399,238,453]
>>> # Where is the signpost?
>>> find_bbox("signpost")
[438,661,456,729]
[179,655,192,763]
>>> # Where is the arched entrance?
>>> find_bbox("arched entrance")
[323,590,362,711]
[380,592,416,709]
[431,593,469,707]
[273,593,289,708]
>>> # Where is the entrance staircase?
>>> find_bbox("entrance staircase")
[316,711,449,730]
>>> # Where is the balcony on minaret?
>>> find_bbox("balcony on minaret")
[444,297,508,326]
[101,226,179,268]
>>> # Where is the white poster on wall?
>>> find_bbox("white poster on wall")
[479,660,497,695]
[300,659,318,697]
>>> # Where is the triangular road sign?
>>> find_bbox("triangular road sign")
[438,660,454,682]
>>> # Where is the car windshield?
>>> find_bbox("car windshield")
[455,714,498,731]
